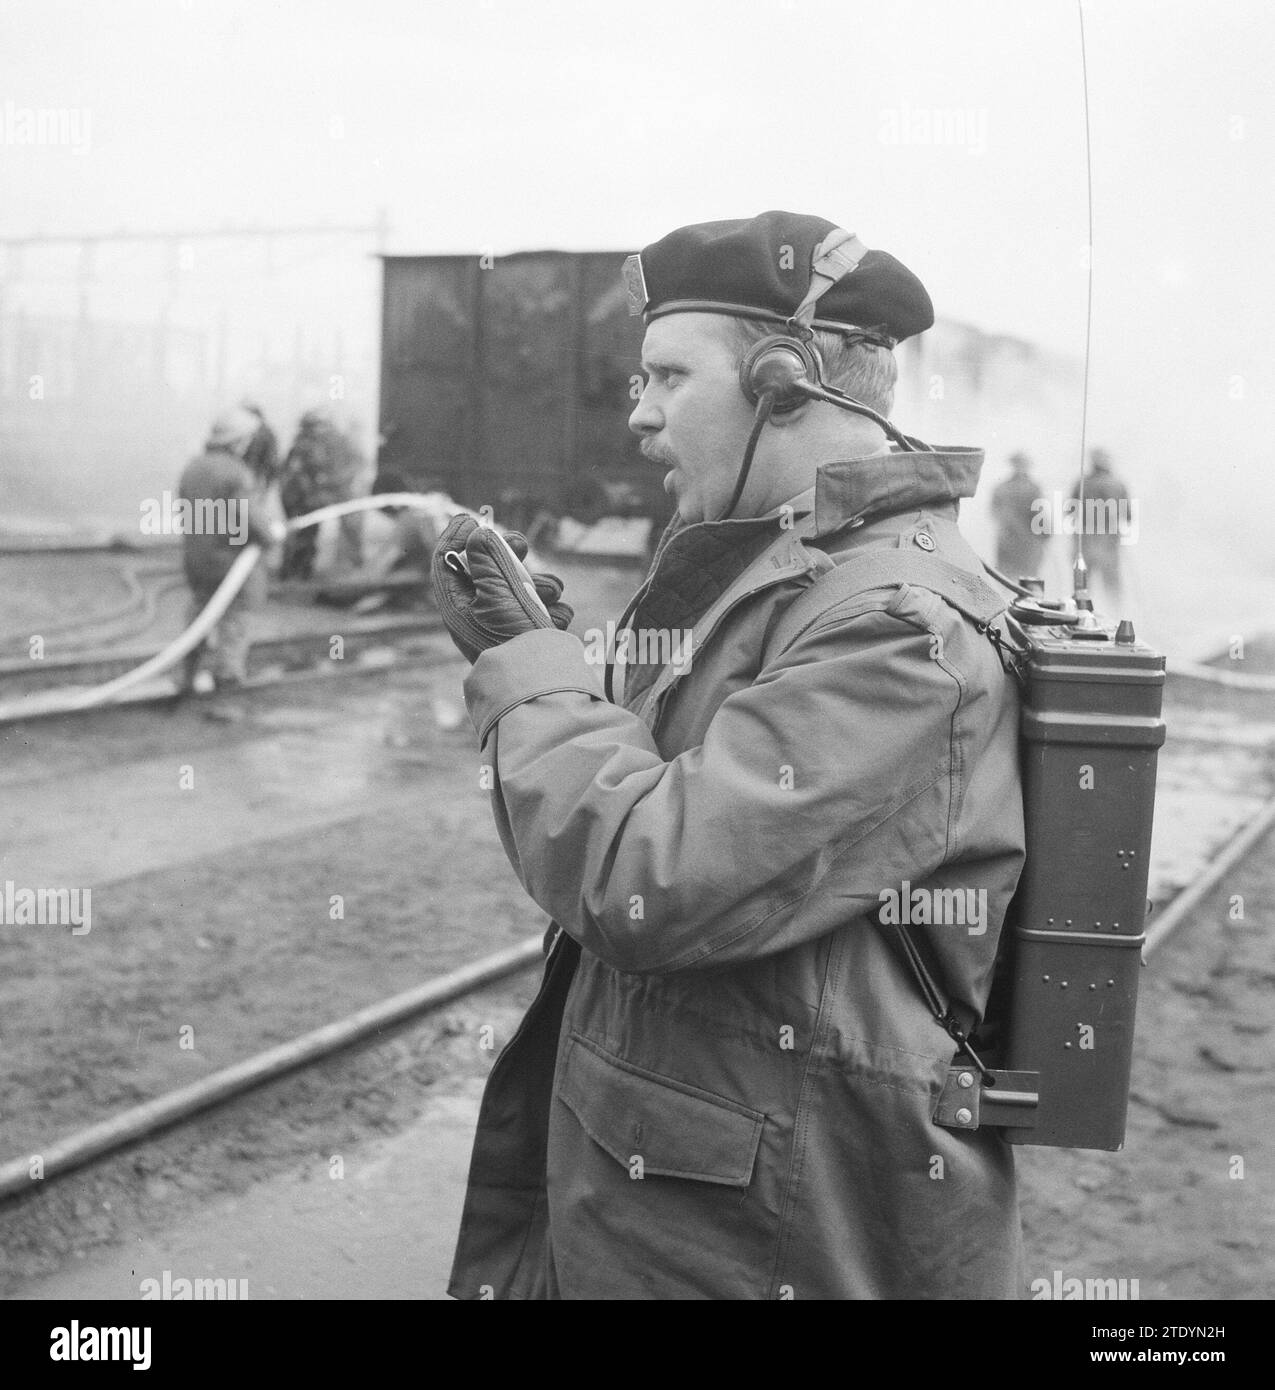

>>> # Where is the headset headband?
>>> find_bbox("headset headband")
[787,228,869,334]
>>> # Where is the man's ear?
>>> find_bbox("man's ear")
[757,397,815,428]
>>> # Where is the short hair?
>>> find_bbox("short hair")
[726,318,898,417]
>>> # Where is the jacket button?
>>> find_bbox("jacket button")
[955,1107,973,1125]
[914,532,936,551]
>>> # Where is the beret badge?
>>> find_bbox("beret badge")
[622,253,648,316]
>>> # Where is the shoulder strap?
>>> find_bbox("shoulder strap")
[768,547,1009,657]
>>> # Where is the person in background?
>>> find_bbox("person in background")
[334,417,375,572]
[378,472,447,595]
[316,471,449,612]
[1070,447,1129,610]
[279,408,360,580]
[990,450,1048,583]
[240,398,281,490]
[177,406,282,694]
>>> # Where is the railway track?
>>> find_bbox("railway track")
[0,612,441,707]
[0,786,1270,1206]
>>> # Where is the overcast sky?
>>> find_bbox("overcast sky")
[3,0,1273,593]
[2,0,1267,343]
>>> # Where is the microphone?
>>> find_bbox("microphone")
[791,380,923,451]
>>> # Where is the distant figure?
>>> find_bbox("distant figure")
[1071,447,1130,609]
[315,472,451,612]
[240,399,281,489]
[990,451,1048,582]
[177,407,280,694]
[335,419,375,572]
[279,409,364,580]
[378,471,450,582]
[353,501,446,611]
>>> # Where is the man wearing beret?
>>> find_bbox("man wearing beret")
[434,210,1026,1300]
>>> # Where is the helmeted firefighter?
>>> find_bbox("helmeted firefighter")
[432,211,1027,1300]
[278,408,365,580]
[176,405,282,694]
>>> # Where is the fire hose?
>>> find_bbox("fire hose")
[0,494,463,722]
[2,494,1273,721]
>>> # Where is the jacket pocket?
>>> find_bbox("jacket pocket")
[557,1032,764,1187]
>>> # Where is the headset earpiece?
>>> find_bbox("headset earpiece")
[738,335,824,414]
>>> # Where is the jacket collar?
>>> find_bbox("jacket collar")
[654,447,982,556]
[646,485,811,575]
[623,451,981,713]
[812,446,984,537]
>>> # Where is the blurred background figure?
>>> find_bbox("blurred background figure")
[240,399,286,574]
[1072,447,1130,611]
[314,469,448,612]
[240,399,281,490]
[279,408,364,580]
[991,450,1049,583]
[335,417,375,572]
[177,406,279,694]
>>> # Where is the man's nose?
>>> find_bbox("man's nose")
[628,383,662,437]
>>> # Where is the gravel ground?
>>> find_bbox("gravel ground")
[0,649,546,1163]
[1016,822,1275,1299]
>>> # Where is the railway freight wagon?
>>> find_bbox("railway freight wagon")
[376,251,672,534]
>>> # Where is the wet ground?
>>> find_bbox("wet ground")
[0,554,1271,1300]
[7,819,1270,1303]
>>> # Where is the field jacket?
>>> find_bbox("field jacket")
[447,445,1026,1300]
[177,448,275,594]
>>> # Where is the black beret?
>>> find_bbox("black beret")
[623,209,933,346]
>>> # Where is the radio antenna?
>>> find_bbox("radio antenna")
[1073,0,1095,612]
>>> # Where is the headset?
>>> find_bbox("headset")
[722,227,931,519]
[605,228,935,697]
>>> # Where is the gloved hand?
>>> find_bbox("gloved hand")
[431,515,574,663]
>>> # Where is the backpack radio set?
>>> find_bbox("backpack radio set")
[933,582,1166,1151]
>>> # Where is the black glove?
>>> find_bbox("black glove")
[431,516,574,663]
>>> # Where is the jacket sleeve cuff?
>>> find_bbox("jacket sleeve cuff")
[463,628,606,744]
